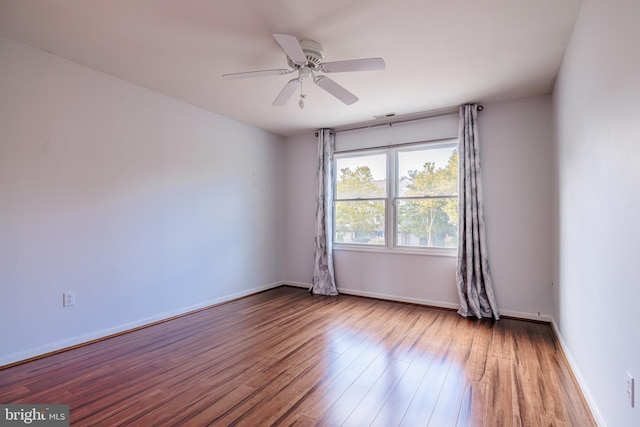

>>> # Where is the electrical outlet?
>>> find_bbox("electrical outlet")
[63,292,75,307]
[627,372,635,408]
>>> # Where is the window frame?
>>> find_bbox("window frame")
[332,138,458,257]
[333,149,388,247]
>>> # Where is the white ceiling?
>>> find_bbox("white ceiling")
[0,0,582,137]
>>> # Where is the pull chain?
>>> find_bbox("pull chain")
[298,79,306,109]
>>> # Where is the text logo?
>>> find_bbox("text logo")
[0,405,69,426]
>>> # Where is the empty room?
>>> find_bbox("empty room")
[0,0,638,426]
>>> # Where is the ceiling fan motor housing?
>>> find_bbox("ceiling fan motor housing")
[287,39,324,69]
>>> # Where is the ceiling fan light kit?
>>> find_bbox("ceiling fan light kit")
[222,34,385,108]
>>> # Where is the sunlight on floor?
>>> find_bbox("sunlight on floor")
[322,326,466,425]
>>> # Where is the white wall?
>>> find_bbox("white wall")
[283,95,554,319]
[0,36,284,366]
[481,95,554,319]
[282,132,318,287]
[552,0,640,425]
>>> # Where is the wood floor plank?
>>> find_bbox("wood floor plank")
[342,358,411,426]
[399,353,455,426]
[0,286,596,426]
[370,351,436,427]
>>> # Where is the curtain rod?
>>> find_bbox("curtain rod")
[326,104,483,134]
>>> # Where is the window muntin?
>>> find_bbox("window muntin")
[333,140,458,252]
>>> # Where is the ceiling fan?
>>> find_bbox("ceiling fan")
[222,34,385,108]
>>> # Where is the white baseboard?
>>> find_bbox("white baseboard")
[499,309,552,322]
[0,281,284,367]
[551,320,606,427]
[282,281,311,289]
[338,287,460,310]
[284,281,459,310]
[283,281,551,321]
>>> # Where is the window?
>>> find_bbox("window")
[334,152,387,245]
[333,140,458,253]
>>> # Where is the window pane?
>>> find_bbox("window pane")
[397,146,458,197]
[336,153,386,199]
[396,199,458,247]
[335,200,385,245]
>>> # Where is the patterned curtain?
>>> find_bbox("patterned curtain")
[456,104,499,319]
[311,129,338,296]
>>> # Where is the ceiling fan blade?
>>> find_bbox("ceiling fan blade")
[319,57,386,73]
[272,78,301,106]
[273,34,307,66]
[222,69,292,80]
[314,75,359,105]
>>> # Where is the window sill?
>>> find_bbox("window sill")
[333,244,457,258]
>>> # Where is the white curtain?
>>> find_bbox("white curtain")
[456,104,499,319]
[311,129,338,296]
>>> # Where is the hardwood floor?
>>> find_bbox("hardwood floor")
[1,286,595,426]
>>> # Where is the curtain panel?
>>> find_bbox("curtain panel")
[311,129,338,296]
[456,104,499,319]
